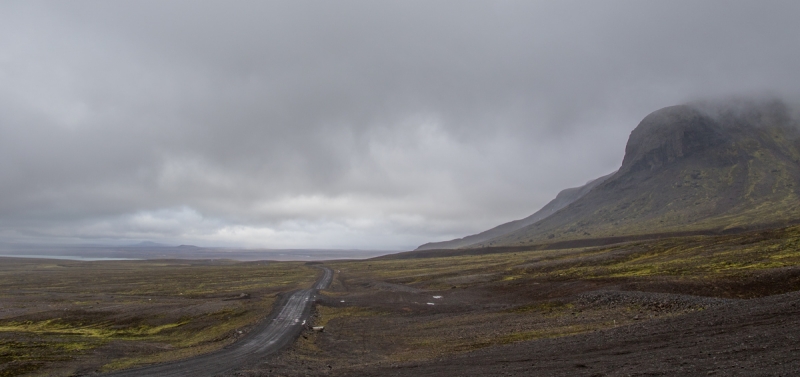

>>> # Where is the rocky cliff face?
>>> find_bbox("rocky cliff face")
[470,99,800,248]
[621,105,729,174]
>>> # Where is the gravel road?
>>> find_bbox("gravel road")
[99,266,333,377]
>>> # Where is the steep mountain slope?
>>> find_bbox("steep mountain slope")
[475,99,800,247]
[416,173,613,250]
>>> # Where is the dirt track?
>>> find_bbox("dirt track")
[98,267,333,377]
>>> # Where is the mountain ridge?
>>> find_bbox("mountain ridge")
[470,99,800,248]
[416,172,614,250]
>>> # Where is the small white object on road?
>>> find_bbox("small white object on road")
[432,296,442,299]
[427,303,435,305]
[340,300,345,303]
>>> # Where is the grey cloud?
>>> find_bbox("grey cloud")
[1,1,800,249]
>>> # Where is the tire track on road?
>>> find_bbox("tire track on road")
[100,266,333,377]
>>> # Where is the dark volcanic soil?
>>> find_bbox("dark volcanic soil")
[235,236,800,377]
[244,289,800,377]
[357,290,800,377]
[6,227,800,377]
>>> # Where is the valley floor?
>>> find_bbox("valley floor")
[0,259,318,376]
[334,289,800,376]
[244,287,800,377]
[3,225,800,376]
[240,226,800,376]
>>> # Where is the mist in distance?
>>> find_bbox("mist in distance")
[2,1,800,251]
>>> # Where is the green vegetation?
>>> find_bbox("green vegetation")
[0,259,318,376]
[0,318,190,338]
[287,224,800,370]
[331,225,800,295]
[314,306,385,328]
[516,225,800,283]
[474,105,800,248]
[502,301,573,314]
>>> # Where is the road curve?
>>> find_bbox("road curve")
[100,266,333,377]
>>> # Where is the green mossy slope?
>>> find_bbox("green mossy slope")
[479,100,800,247]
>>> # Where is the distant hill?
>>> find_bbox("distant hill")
[472,99,800,247]
[128,241,171,248]
[416,172,614,250]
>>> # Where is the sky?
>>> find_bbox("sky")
[2,1,800,250]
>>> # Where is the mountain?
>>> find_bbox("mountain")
[128,241,171,247]
[416,172,614,250]
[472,99,800,247]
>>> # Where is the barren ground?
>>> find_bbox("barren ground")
[4,225,800,376]
[0,259,317,376]
[241,225,800,376]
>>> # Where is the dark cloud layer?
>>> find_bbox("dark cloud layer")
[2,1,799,249]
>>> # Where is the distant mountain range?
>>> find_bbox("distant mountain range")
[418,98,800,250]
[128,241,173,248]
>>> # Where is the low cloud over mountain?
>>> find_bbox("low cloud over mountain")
[452,99,800,249]
[2,2,800,249]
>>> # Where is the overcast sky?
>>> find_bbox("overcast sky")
[1,1,799,250]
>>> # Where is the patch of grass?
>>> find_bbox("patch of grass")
[406,321,602,357]
[0,338,93,377]
[0,259,317,375]
[496,225,800,282]
[495,323,597,344]
[0,319,190,339]
[330,249,556,290]
[503,301,573,314]
[0,361,44,377]
[315,306,385,328]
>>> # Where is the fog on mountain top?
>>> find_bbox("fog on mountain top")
[1,1,800,250]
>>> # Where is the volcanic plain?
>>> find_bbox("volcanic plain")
[2,226,800,376]
[0,258,317,376]
[247,225,800,376]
